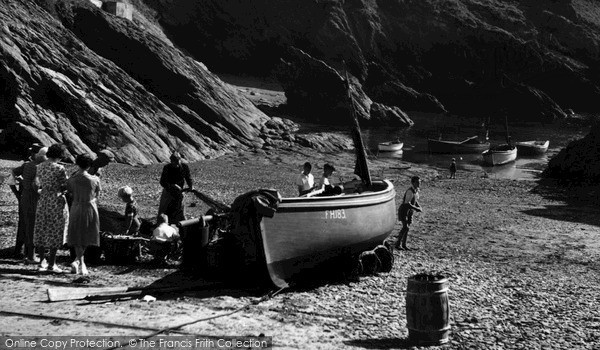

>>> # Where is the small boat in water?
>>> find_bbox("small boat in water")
[515,140,549,155]
[378,141,404,152]
[482,144,517,166]
[260,180,396,288]
[428,136,490,154]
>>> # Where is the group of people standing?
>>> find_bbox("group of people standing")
[9,144,113,274]
[9,147,191,274]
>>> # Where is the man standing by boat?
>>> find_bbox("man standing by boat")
[158,152,193,223]
[396,176,422,250]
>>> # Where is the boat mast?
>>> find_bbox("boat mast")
[504,115,512,146]
[344,67,372,187]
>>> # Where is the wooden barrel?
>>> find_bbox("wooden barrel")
[405,274,450,345]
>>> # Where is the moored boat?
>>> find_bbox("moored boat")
[482,145,517,166]
[260,180,396,288]
[378,141,404,152]
[515,140,549,155]
[428,136,490,154]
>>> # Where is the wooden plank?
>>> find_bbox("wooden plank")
[47,282,224,302]
[47,286,130,302]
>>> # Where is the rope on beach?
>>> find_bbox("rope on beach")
[103,286,287,350]
[0,309,195,335]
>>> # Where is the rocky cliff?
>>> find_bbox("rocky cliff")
[545,123,600,182]
[0,0,292,164]
[147,0,600,122]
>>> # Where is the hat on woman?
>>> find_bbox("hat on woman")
[117,185,133,199]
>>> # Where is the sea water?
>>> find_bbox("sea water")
[305,112,591,181]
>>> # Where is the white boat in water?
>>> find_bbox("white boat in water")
[378,141,403,152]
[515,140,549,155]
[482,145,517,166]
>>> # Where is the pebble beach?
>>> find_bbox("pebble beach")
[0,145,599,349]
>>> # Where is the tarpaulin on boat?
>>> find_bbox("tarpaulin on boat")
[228,189,281,284]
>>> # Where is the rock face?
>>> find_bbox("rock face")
[275,47,413,127]
[0,0,289,164]
[146,0,600,122]
[545,124,600,182]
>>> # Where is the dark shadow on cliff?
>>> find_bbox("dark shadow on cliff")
[344,338,412,349]
[523,178,600,228]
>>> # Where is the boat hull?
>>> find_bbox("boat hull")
[482,147,517,166]
[378,142,404,152]
[428,139,490,154]
[515,140,549,155]
[260,180,397,287]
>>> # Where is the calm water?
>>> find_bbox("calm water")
[306,113,591,180]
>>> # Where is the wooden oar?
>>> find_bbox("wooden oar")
[185,189,231,212]
[47,281,222,302]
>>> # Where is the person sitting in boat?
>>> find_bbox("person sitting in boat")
[449,158,457,179]
[307,163,343,197]
[118,186,141,236]
[296,162,314,196]
[396,176,422,251]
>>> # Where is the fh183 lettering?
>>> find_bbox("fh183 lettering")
[324,209,346,219]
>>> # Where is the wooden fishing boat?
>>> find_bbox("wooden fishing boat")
[260,180,396,288]
[482,145,517,166]
[378,141,404,152]
[428,136,490,154]
[187,69,396,288]
[515,140,549,155]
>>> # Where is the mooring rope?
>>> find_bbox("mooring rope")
[104,286,287,350]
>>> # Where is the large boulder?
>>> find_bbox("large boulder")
[0,0,290,164]
[275,47,412,127]
[544,124,600,182]
[364,62,447,114]
[368,103,413,127]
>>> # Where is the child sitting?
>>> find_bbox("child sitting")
[152,214,180,243]
[118,186,141,236]
[149,214,180,263]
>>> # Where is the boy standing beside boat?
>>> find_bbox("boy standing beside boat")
[396,176,422,250]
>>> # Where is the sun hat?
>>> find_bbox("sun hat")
[117,186,133,198]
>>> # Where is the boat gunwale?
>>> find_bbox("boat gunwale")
[279,179,396,208]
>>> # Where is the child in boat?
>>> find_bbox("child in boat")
[449,158,457,179]
[296,161,314,196]
[396,176,422,251]
[118,186,141,236]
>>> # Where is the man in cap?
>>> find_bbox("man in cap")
[89,149,115,177]
[158,152,193,223]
